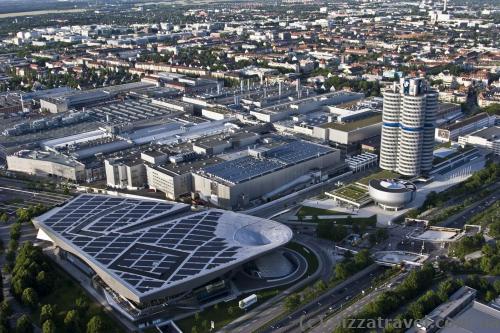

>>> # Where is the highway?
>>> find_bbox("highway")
[439,186,498,229]
[259,265,386,333]
[306,271,410,333]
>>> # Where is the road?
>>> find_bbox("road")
[259,265,385,333]
[306,271,409,333]
[296,235,337,282]
[439,187,498,229]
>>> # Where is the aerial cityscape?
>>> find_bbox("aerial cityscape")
[0,0,499,333]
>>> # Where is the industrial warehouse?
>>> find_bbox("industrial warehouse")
[193,140,341,209]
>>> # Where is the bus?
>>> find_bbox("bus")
[239,294,258,309]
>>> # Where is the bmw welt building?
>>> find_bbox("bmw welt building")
[33,194,292,325]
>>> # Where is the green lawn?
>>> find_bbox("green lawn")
[175,288,284,333]
[309,215,377,228]
[285,242,319,276]
[296,206,351,218]
[357,170,401,186]
[176,298,244,333]
[332,184,369,202]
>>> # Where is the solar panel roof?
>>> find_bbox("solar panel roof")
[201,140,334,184]
[34,194,292,303]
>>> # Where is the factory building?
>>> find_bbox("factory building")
[146,157,221,200]
[324,114,382,145]
[435,112,496,143]
[7,150,87,181]
[193,140,341,209]
[458,126,500,155]
[250,91,364,123]
[104,156,146,190]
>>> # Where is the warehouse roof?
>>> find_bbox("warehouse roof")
[200,140,335,184]
[321,114,382,131]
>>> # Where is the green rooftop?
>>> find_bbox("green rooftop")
[331,184,370,203]
[357,169,401,186]
[321,114,382,131]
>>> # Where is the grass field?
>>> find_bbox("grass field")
[356,169,401,186]
[307,215,377,228]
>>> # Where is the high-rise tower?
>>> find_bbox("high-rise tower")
[380,78,437,176]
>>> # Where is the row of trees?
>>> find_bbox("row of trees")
[334,264,437,333]
[449,234,485,258]
[5,204,47,272]
[16,204,47,223]
[324,75,381,97]
[470,201,500,238]
[381,279,463,333]
[334,250,373,281]
[419,162,499,213]
[284,279,329,312]
[465,275,500,303]
[284,250,374,312]
[6,241,111,333]
[317,221,349,242]
[11,243,54,305]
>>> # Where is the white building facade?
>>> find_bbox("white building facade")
[380,78,438,176]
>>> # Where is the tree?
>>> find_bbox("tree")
[227,305,236,316]
[284,294,301,311]
[64,310,80,332]
[86,316,104,333]
[21,288,38,308]
[16,314,32,333]
[406,209,419,219]
[485,290,497,302]
[0,213,9,224]
[314,280,327,292]
[8,239,18,253]
[494,280,500,294]
[0,300,11,317]
[40,304,55,324]
[354,249,372,269]
[75,297,89,312]
[9,223,21,241]
[437,279,461,301]
[42,320,56,333]
[36,271,53,296]
[16,208,31,223]
[335,262,351,280]
[191,326,198,333]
